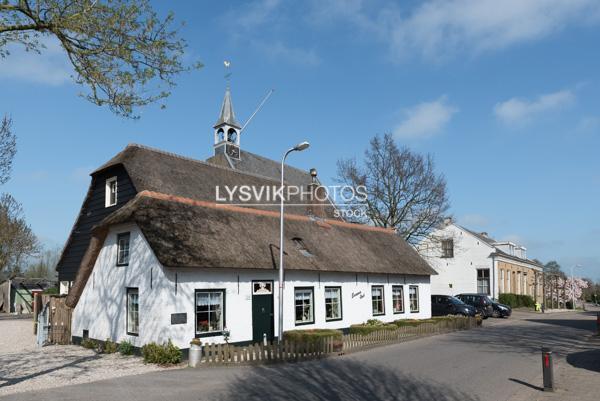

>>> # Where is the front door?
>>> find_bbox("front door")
[252,281,274,343]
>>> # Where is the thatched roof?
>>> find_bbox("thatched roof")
[101,191,437,275]
[92,144,336,217]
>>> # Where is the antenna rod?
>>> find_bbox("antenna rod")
[241,89,274,132]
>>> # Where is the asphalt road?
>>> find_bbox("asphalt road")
[2,310,598,401]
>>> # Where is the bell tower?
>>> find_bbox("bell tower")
[214,84,242,160]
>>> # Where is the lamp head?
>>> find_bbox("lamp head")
[294,141,310,151]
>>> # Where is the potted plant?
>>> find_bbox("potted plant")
[188,338,202,368]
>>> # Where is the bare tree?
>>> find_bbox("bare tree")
[0,115,16,185]
[24,246,60,280]
[337,133,450,245]
[0,193,40,278]
[1,0,201,118]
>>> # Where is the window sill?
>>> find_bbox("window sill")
[372,313,385,317]
[294,320,315,326]
[325,317,343,322]
[393,311,405,314]
[195,331,224,338]
[126,332,139,336]
[410,310,420,314]
[116,263,129,267]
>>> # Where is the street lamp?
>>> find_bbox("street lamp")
[278,141,310,342]
[570,264,583,310]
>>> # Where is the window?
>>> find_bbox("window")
[409,286,419,313]
[392,285,404,313]
[477,269,490,295]
[324,287,342,321]
[371,286,385,316]
[441,239,454,258]
[105,177,117,207]
[195,289,225,336]
[295,287,314,325]
[126,288,139,335]
[116,233,130,266]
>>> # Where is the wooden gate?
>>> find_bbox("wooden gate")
[40,295,72,345]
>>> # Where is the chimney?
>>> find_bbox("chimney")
[308,168,327,219]
[480,232,488,237]
[443,217,453,226]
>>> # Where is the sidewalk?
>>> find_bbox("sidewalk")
[508,313,600,401]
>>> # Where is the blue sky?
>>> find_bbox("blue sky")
[1,0,599,280]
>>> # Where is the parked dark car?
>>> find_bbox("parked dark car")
[490,300,512,318]
[431,295,477,317]
[455,293,494,318]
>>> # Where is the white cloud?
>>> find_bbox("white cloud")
[493,90,575,123]
[393,96,457,139]
[237,0,282,30]
[0,36,71,86]
[308,0,600,61]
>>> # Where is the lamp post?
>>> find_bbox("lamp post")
[278,141,310,342]
[570,264,582,310]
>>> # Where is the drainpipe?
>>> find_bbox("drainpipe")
[491,255,496,299]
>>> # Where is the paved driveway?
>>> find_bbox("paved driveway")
[3,310,598,401]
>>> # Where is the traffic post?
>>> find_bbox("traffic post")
[541,347,554,392]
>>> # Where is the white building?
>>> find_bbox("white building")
[64,86,436,350]
[419,220,543,301]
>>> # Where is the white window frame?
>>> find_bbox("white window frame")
[371,285,385,316]
[195,289,225,336]
[409,285,419,313]
[392,285,404,314]
[477,269,491,295]
[126,287,139,335]
[324,286,342,321]
[105,176,118,207]
[116,232,130,266]
[294,287,314,325]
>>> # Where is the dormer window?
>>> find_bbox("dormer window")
[292,237,313,257]
[105,177,117,207]
[441,239,454,258]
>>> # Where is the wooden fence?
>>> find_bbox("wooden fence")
[199,316,477,366]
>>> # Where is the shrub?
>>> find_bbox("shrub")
[283,329,343,344]
[81,338,97,350]
[141,340,181,365]
[349,323,398,335]
[104,339,118,354]
[499,293,535,308]
[119,340,134,356]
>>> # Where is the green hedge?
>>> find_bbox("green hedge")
[498,293,535,308]
[283,329,343,344]
[349,316,459,335]
[141,340,181,365]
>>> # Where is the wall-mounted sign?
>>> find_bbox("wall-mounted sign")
[352,291,365,299]
[171,313,187,325]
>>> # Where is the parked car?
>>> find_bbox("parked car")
[431,295,478,317]
[455,293,494,318]
[490,300,512,318]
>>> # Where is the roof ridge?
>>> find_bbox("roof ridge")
[137,190,396,235]
[114,143,307,186]
[240,149,310,175]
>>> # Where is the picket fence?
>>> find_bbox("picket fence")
[199,316,477,365]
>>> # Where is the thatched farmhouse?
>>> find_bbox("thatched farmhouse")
[60,87,436,349]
